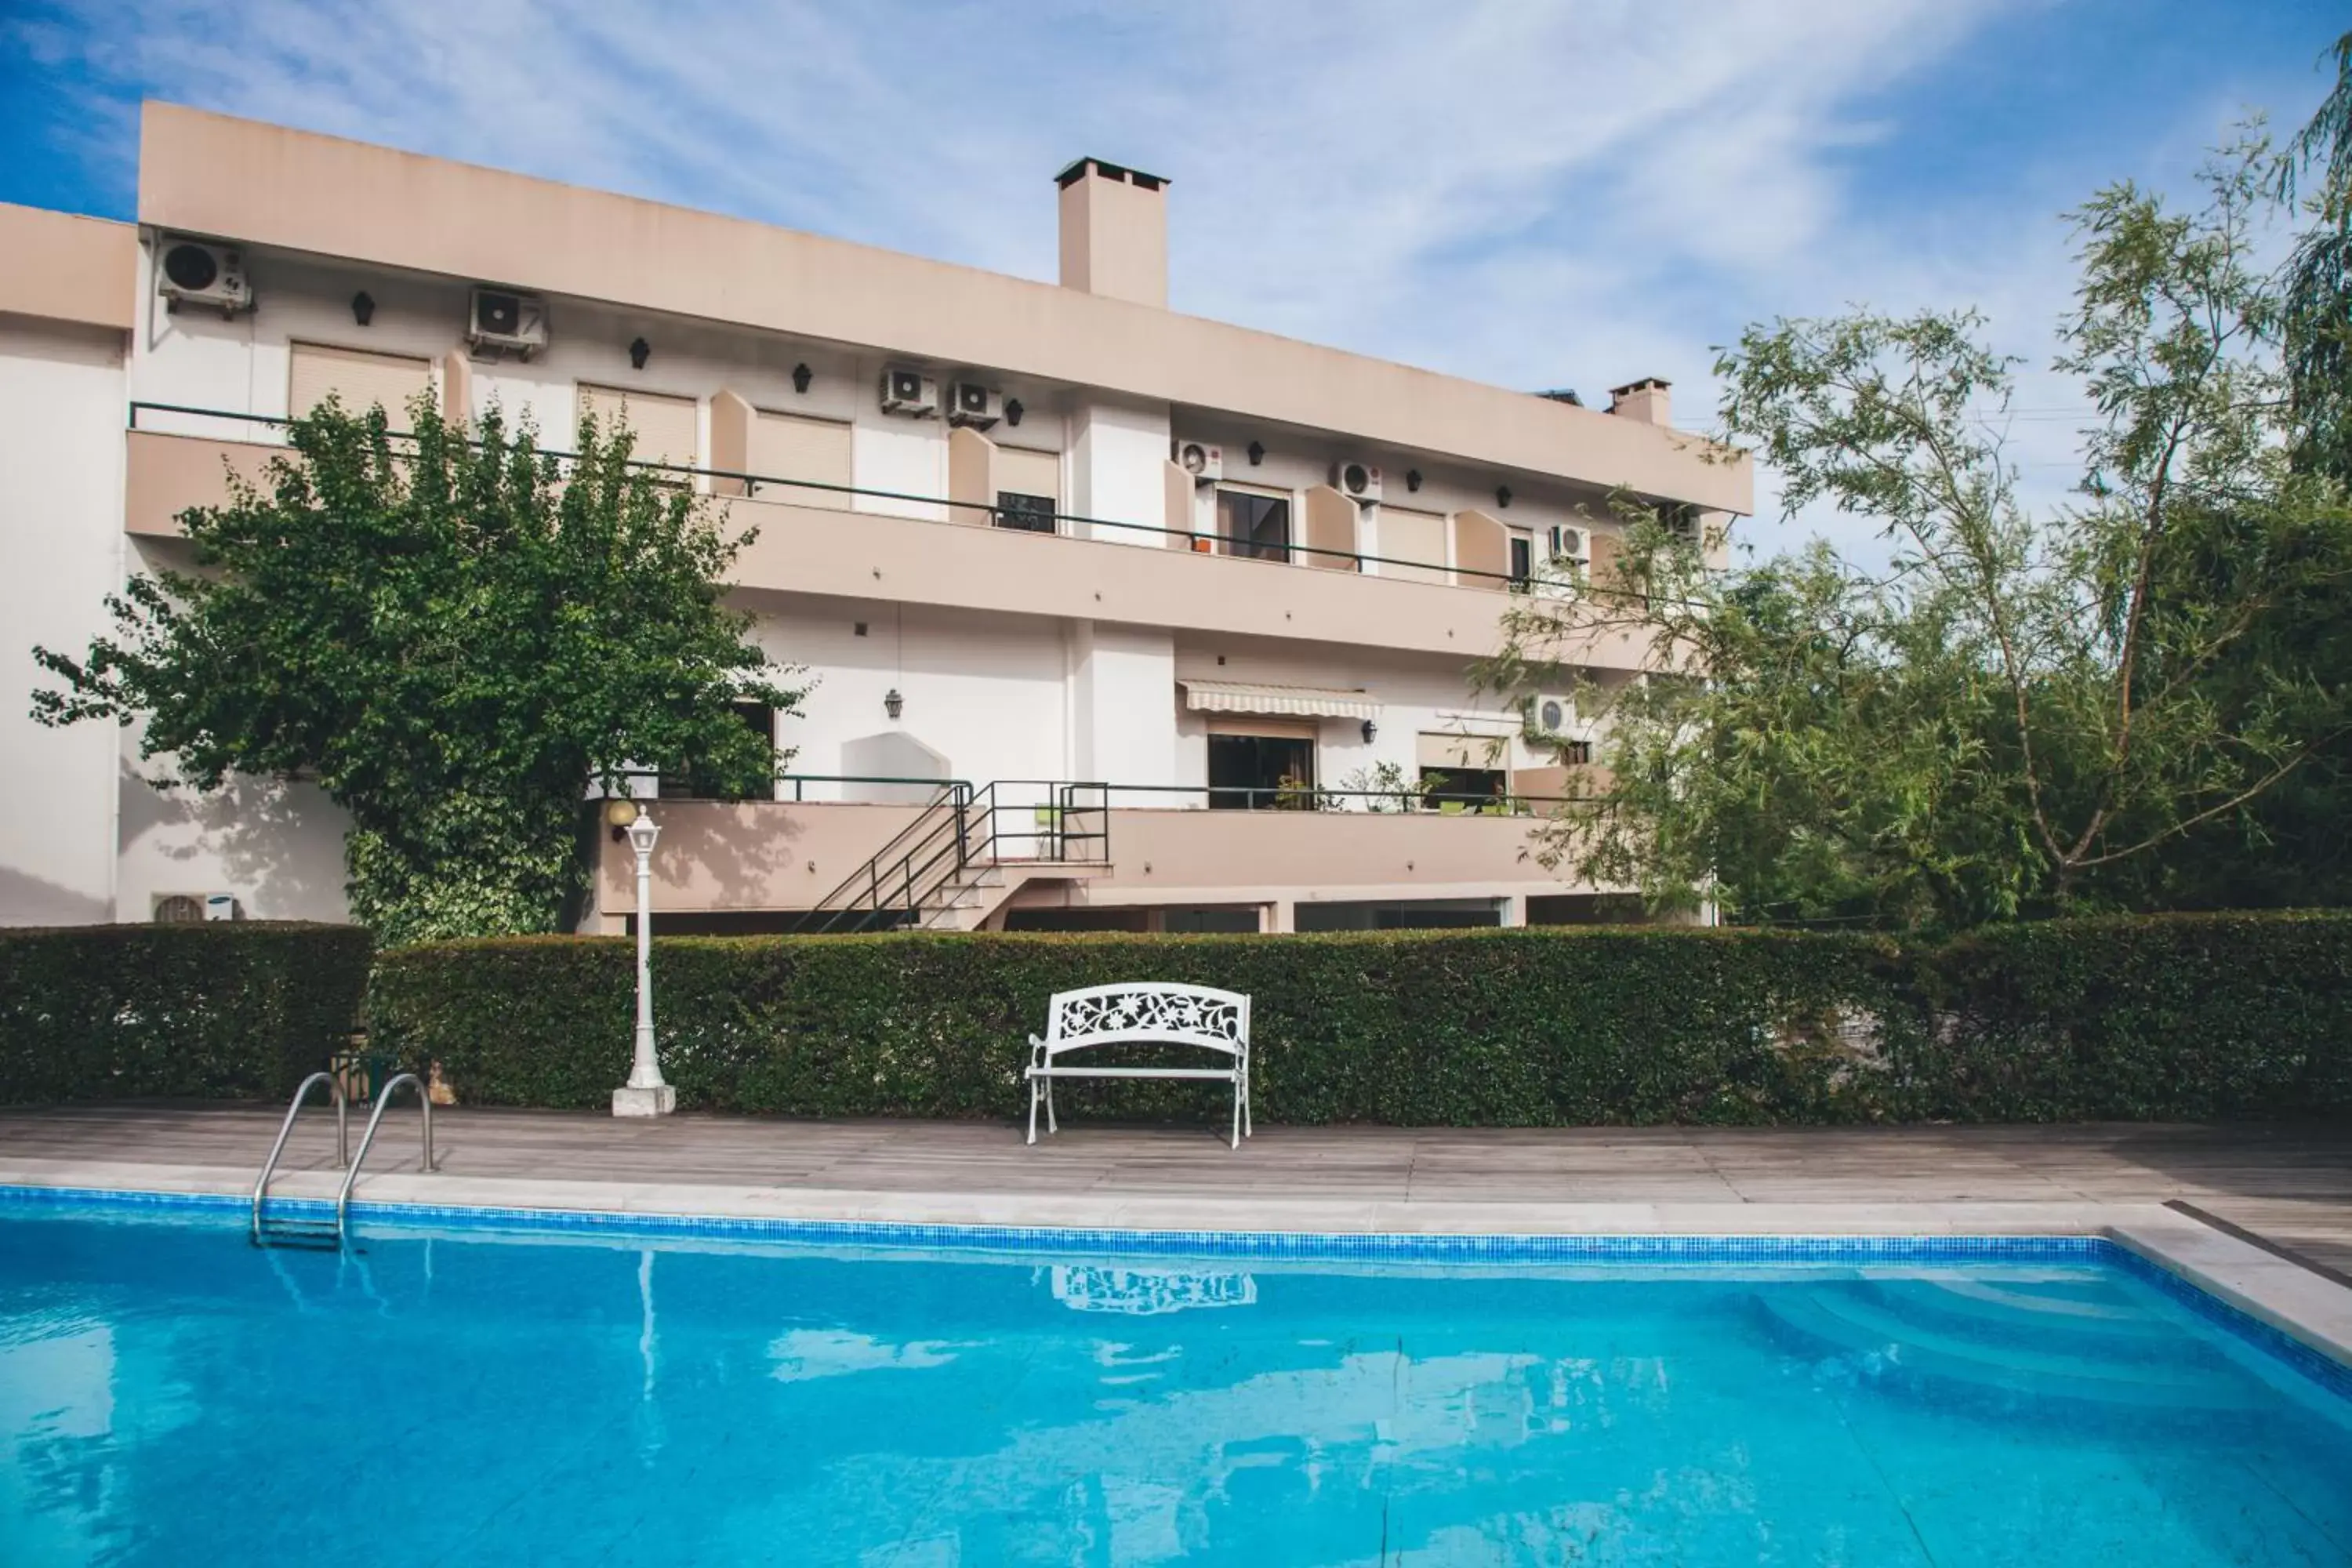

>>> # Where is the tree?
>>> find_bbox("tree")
[2278,30,2352,482]
[32,398,804,944]
[1483,136,2352,931]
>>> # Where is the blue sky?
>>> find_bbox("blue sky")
[2,1,2343,559]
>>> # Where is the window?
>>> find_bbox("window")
[289,342,431,422]
[1508,532,1534,587]
[659,701,777,800]
[577,384,699,471]
[1559,739,1594,766]
[994,446,1061,532]
[995,492,1057,532]
[1207,732,1316,809]
[749,409,851,509]
[1216,490,1290,562]
[1418,767,1506,808]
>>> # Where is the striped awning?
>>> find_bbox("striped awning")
[1181,681,1381,720]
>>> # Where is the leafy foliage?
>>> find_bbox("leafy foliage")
[365,915,2352,1125]
[31,398,804,943]
[1484,135,2352,930]
[0,923,372,1105]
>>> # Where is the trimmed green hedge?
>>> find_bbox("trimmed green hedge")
[1908,909,2352,1120]
[0,923,374,1105]
[366,912,2352,1125]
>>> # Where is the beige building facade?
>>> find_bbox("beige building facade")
[0,106,1748,935]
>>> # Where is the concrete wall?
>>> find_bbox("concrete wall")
[0,315,128,923]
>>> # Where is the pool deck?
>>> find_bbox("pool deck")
[5,1105,2350,1368]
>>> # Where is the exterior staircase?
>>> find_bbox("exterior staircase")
[786,780,1112,934]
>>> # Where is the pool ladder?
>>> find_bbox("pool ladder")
[251,1069,436,1249]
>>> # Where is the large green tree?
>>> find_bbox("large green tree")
[33,399,803,944]
[1485,131,2352,931]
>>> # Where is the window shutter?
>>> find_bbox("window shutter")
[748,410,853,508]
[289,343,432,421]
[1378,506,1448,584]
[577,384,699,470]
[994,445,1061,507]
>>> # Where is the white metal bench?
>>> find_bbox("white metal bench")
[1025,983,1253,1149]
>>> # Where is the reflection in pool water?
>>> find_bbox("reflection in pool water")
[0,1207,2347,1565]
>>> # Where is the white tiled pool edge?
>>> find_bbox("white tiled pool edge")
[4,1154,2347,1374]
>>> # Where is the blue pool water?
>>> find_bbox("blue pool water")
[2,1203,2349,1565]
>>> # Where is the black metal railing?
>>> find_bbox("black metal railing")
[125,401,1620,594]
[1089,782,1582,815]
[782,779,1111,935]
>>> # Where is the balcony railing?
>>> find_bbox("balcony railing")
[126,401,1586,594]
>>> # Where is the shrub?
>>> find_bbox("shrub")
[367,913,2352,1126]
[369,925,1909,1124]
[0,923,374,1105]
[1900,909,2352,1120]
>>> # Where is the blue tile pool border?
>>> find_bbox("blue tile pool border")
[3,1180,2347,1403]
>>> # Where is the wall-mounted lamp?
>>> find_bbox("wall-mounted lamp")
[884,687,904,720]
[350,290,376,327]
[1404,469,1422,492]
[629,337,652,371]
[1247,441,1265,466]
[1004,397,1025,427]
[1361,719,1378,743]
[1495,485,1514,509]
[791,362,814,394]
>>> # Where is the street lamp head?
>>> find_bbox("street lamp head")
[626,809,660,855]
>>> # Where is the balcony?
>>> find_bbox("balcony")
[123,408,1659,666]
[596,786,1606,927]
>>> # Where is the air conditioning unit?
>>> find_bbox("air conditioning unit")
[466,288,549,359]
[945,380,1001,430]
[1545,525,1588,566]
[1330,459,1384,506]
[1172,438,1223,485]
[155,237,252,316]
[1529,693,1583,738]
[879,366,940,418]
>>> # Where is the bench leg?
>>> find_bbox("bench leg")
[1044,1077,1058,1135]
[1230,1079,1241,1150]
[1243,1069,1253,1140]
[1027,1079,1039,1145]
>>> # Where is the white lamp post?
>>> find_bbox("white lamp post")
[612,801,676,1117]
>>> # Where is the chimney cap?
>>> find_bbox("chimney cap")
[1609,376,1671,397]
[1056,156,1169,192]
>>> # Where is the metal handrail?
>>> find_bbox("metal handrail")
[124,400,1686,597]
[1091,782,1585,814]
[336,1071,437,1241]
[251,1069,347,1241]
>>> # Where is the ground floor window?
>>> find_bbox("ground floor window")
[1295,898,1504,932]
[1208,732,1316,809]
[1002,906,1263,934]
[1526,893,1648,925]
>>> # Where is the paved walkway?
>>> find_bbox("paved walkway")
[5,1102,2347,1269]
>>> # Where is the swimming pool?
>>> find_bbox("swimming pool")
[2,1196,2348,1565]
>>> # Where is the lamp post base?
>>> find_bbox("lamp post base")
[612,1084,677,1118]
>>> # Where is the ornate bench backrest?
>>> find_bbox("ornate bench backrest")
[1040,983,1250,1062]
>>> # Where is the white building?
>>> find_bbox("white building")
[0,105,1750,935]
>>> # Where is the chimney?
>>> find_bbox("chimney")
[1607,378,1671,427]
[1057,157,1168,308]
